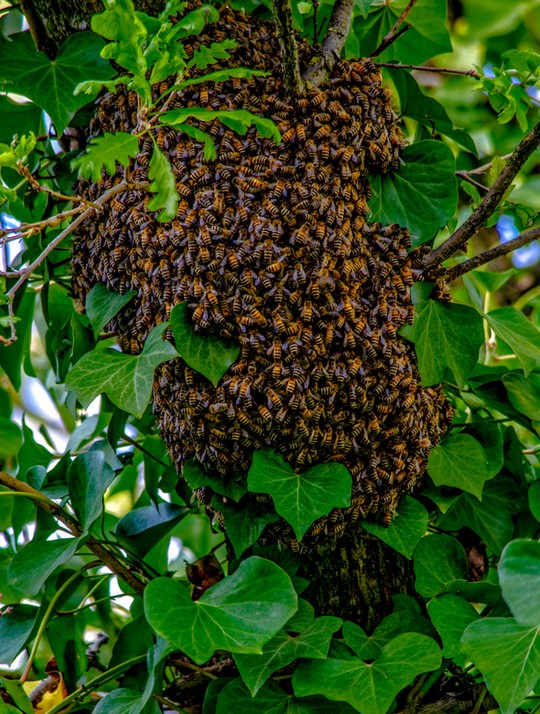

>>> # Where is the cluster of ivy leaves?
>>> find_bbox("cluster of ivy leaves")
[1,0,540,713]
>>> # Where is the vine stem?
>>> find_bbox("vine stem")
[370,0,418,58]
[424,118,540,271]
[21,561,101,683]
[444,224,540,280]
[0,470,146,594]
[375,61,480,78]
[302,0,354,88]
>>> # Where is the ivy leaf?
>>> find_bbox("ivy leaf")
[292,633,441,714]
[65,322,178,418]
[8,537,82,596]
[160,107,281,146]
[144,557,297,664]
[343,612,436,661]
[234,615,342,695]
[499,540,540,626]
[247,450,352,540]
[462,422,504,480]
[427,595,480,665]
[439,472,525,555]
[502,372,540,421]
[404,299,484,388]
[170,303,240,387]
[427,434,487,499]
[183,458,247,502]
[218,497,279,557]
[368,141,457,247]
[72,132,139,182]
[66,452,116,535]
[147,144,179,222]
[362,496,428,559]
[413,534,468,599]
[0,31,114,133]
[388,69,476,154]
[486,307,540,376]
[462,618,540,714]
[115,501,190,556]
[85,283,137,339]
[215,680,356,714]
[0,96,43,145]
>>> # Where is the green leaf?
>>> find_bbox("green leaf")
[499,540,540,626]
[93,689,152,714]
[8,537,82,596]
[147,144,179,222]
[439,471,525,555]
[215,680,356,714]
[177,123,217,161]
[219,497,279,557]
[0,679,33,714]
[0,290,36,390]
[427,595,479,664]
[502,371,540,421]
[388,69,476,154]
[85,283,137,339]
[362,496,428,559]
[0,96,43,144]
[413,534,468,598]
[72,132,139,182]
[0,417,22,458]
[160,107,281,146]
[292,633,441,714]
[188,39,237,69]
[115,501,190,556]
[0,31,114,133]
[462,422,504,480]
[462,618,540,714]
[0,604,38,666]
[144,557,297,664]
[343,612,436,661]
[234,615,342,695]
[66,322,178,418]
[369,141,457,247]
[170,303,240,387]
[66,452,116,535]
[405,300,484,388]
[427,434,487,499]
[487,307,540,376]
[183,458,247,502]
[248,450,352,540]
[529,481,540,523]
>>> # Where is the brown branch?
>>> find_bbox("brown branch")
[423,118,540,270]
[302,0,354,88]
[456,172,489,193]
[0,470,146,595]
[17,163,101,209]
[18,0,54,55]
[272,0,306,96]
[460,152,513,176]
[370,0,418,58]
[374,62,480,79]
[445,224,540,281]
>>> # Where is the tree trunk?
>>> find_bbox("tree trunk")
[21,0,416,634]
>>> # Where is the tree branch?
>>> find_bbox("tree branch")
[445,224,540,281]
[272,0,306,96]
[423,118,540,270]
[369,0,418,58]
[374,62,480,79]
[302,0,354,88]
[0,469,146,595]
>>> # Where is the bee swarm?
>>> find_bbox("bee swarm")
[72,5,452,544]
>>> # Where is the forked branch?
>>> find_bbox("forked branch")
[370,0,418,58]
[424,118,540,271]
[303,0,354,88]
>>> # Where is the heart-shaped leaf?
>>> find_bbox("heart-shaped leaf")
[293,633,441,714]
[427,434,487,499]
[247,450,352,540]
[0,32,114,133]
[144,557,297,663]
[499,540,540,626]
[462,618,540,714]
[85,284,137,340]
[170,303,240,387]
[218,498,279,557]
[343,612,436,662]
[362,496,428,559]
[412,534,468,598]
[427,595,479,664]
[66,322,178,418]
[234,615,342,695]
[368,141,457,247]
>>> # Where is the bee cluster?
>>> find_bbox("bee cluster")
[72,4,452,543]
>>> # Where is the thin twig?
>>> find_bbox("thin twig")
[445,224,540,280]
[303,0,354,88]
[17,163,101,209]
[375,61,480,78]
[272,0,306,95]
[460,152,514,176]
[424,118,540,270]
[0,470,146,594]
[370,0,418,58]
[456,172,490,193]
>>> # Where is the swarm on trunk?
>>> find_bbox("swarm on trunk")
[72,5,452,545]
